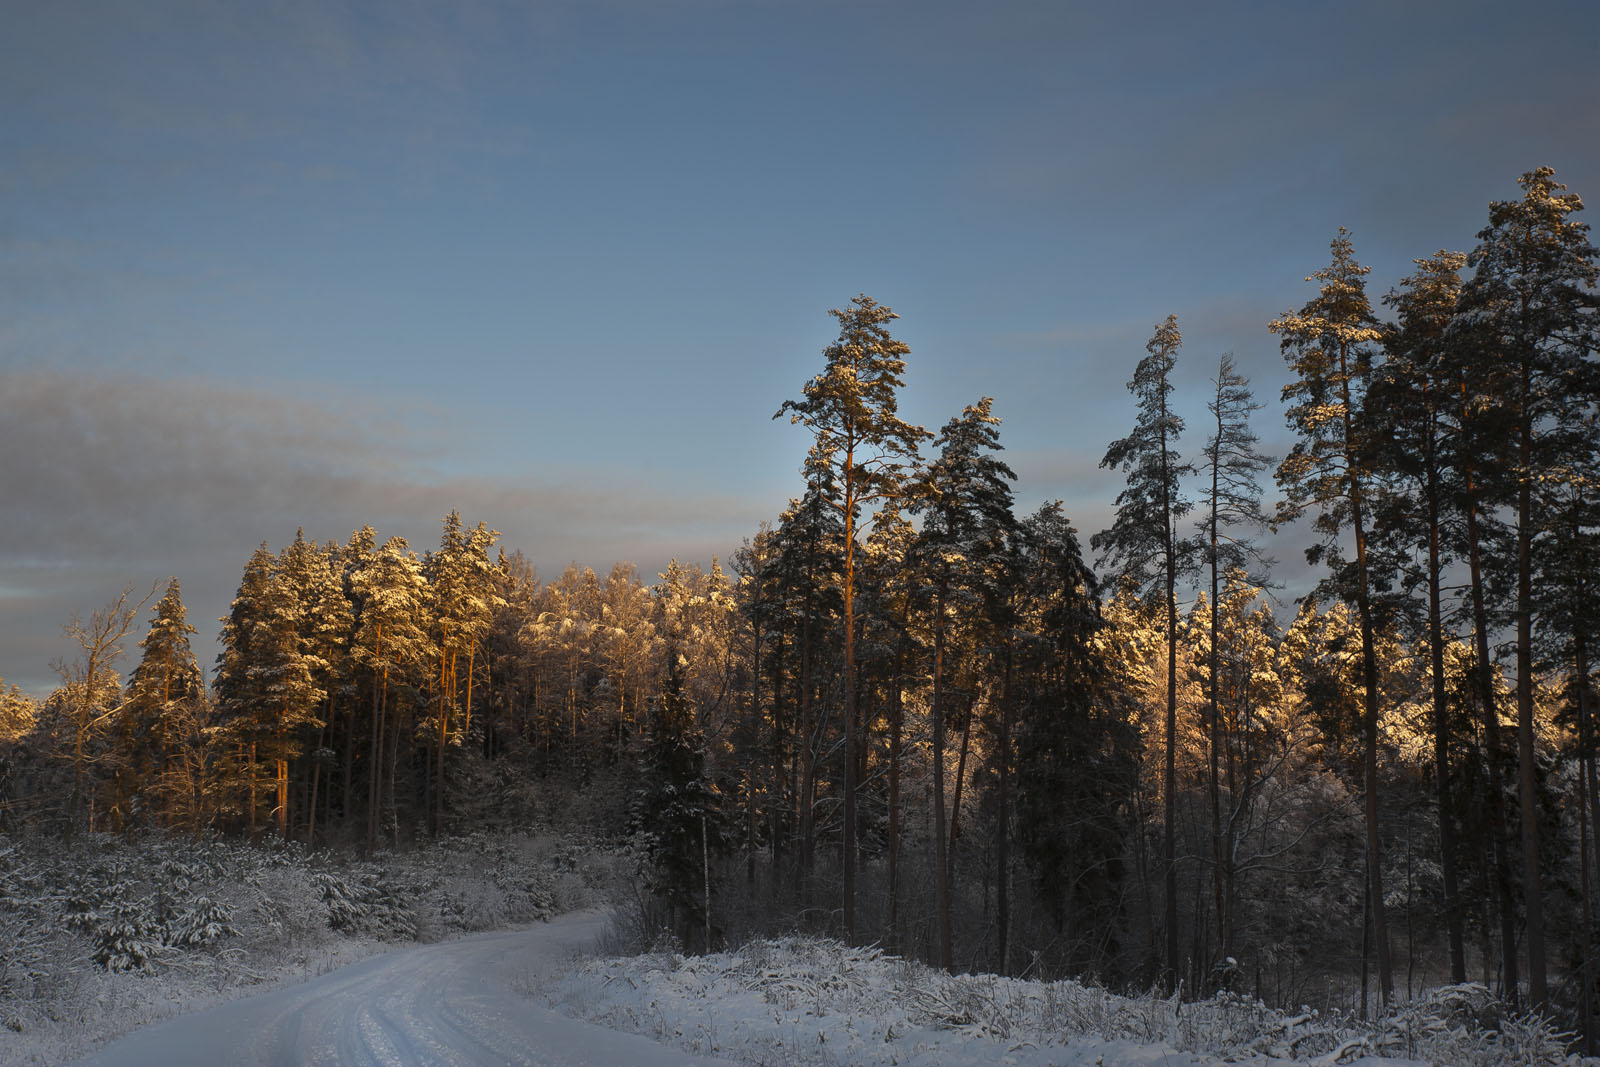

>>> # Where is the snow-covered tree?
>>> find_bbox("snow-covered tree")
[120,577,205,828]
[349,534,431,850]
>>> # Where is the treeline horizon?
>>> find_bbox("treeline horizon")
[1,166,1597,1044]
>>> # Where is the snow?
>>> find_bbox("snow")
[545,937,1589,1067]
[73,911,731,1067]
[5,830,1587,1066]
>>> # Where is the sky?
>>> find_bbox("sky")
[3,0,1598,695]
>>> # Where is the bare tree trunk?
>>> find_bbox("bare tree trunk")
[888,648,903,953]
[1424,441,1467,982]
[842,498,859,944]
[1514,377,1547,1007]
[949,694,974,847]
[997,649,1013,976]
[1464,455,1521,1004]
[933,572,952,971]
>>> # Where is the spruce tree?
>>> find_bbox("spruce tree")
[215,543,276,836]
[632,646,729,952]
[123,577,204,827]
[1015,503,1138,980]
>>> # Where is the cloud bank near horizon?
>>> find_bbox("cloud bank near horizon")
[0,368,765,694]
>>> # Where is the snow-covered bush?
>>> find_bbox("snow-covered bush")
[313,869,417,940]
[552,934,1591,1067]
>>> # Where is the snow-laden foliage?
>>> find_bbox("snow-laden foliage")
[552,936,1589,1067]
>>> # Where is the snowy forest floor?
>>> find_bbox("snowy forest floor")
[0,830,628,1065]
[1,829,1593,1067]
[546,938,1593,1067]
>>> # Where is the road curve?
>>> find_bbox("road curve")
[74,910,730,1067]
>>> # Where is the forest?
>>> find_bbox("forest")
[2,166,1597,1047]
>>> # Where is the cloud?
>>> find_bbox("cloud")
[0,368,761,695]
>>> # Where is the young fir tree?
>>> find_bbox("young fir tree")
[122,577,204,827]
[1454,167,1600,1008]
[1195,354,1273,966]
[1015,503,1139,980]
[631,645,729,952]
[1270,229,1395,1006]
[215,543,276,835]
[776,295,930,943]
[1091,314,1195,992]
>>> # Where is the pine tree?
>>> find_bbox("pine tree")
[1455,167,1600,1008]
[1092,314,1195,992]
[261,532,330,839]
[1375,250,1471,982]
[423,513,503,831]
[1195,354,1273,966]
[1271,229,1395,1005]
[776,294,930,942]
[856,502,920,952]
[349,535,431,850]
[911,397,1016,970]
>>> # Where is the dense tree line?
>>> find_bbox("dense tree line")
[0,167,1596,1042]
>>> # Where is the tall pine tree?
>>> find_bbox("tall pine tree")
[776,295,929,942]
[1092,313,1195,992]
[1271,229,1394,1006]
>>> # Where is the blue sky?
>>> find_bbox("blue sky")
[3,0,1598,693]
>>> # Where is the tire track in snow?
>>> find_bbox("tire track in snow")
[73,911,732,1067]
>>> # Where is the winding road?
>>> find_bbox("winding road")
[74,911,729,1067]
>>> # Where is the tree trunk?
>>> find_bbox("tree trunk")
[1463,441,1521,1003]
[1340,340,1392,1008]
[997,649,1013,976]
[1424,429,1467,982]
[949,693,974,847]
[842,492,859,944]
[1208,486,1227,964]
[933,571,952,971]
[1514,380,1547,1007]
[888,645,903,953]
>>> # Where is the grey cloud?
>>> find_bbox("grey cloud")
[0,369,762,696]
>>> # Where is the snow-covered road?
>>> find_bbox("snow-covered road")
[73,911,731,1067]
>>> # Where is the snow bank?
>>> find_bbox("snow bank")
[549,937,1587,1067]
